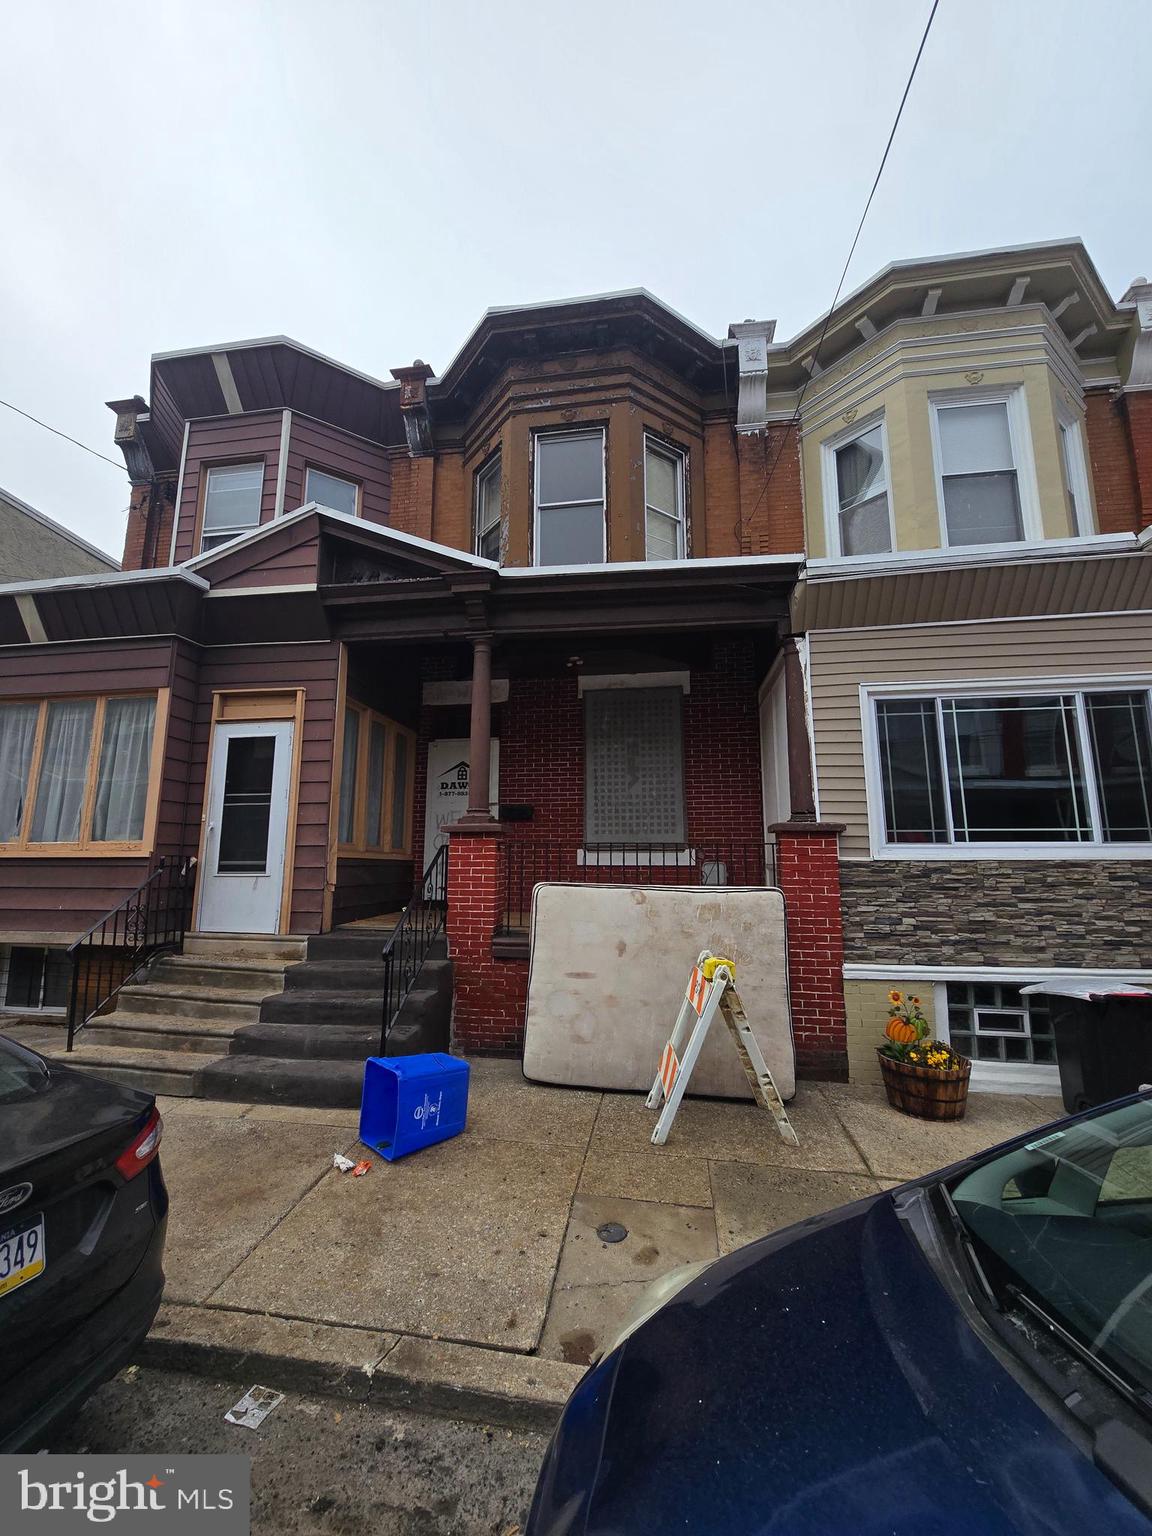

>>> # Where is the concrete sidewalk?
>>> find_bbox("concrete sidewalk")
[143,1062,1063,1423]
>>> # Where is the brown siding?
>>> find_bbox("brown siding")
[206,517,321,591]
[187,642,342,934]
[173,413,285,563]
[0,638,183,936]
[809,613,1152,857]
[284,415,391,525]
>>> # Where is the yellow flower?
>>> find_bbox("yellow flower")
[910,996,922,1007]
[887,989,903,1005]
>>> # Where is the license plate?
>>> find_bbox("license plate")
[0,1215,46,1298]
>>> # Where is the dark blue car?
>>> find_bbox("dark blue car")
[527,1093,1152,1534]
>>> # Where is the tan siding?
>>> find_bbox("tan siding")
[810,613,1152,857]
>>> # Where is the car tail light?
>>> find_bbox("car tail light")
[115,1107,163,1180]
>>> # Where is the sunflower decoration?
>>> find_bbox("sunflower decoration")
[880,988,931,1055]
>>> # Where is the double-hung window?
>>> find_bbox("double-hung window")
[337,703,414,856]
[829,422,892,556]
[584,686,686,847]
[474,453,502,562]
[200,463,264,552]
[1056,408,1093,535]
[534,430,605,566]
[871,685,1152,854]
[305,467,359,517]
[644,438,686,561]
[0,693,161,853]
[932,396,1027,546]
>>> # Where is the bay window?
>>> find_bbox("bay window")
[872,685,1152,853]
[0,693,162,853]
[200,462,265,552]
[644,438,686,560]
[932,396,1026,546]
[474,453,502,562]
[337,703,414,856]
[831,423,892,556]
[534,430,605,566]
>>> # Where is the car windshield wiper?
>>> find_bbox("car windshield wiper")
[1008,1286,1152,1419]
[935,1182,1000,1311]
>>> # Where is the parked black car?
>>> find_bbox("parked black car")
[0,1033,168,1451]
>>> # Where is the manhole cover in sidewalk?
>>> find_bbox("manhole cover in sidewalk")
[597,1222,628,1244]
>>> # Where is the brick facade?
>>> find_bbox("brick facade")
[771,825,849,1079]
[840,859,1152,968]
[1125,390,1152,529]
[121,478,176,571]
[1084,391,1142,534]
[445,828,527,1054]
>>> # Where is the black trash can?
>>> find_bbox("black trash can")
[1020,981,1152,1113]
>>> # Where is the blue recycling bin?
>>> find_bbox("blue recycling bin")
[360,1053,470,1161]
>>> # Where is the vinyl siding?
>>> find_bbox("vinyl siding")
[284,416,391,525]
[809,612,1152,858]
[173,413,286,562]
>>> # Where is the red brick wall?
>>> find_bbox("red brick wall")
[1125,391,1152,530]
[736,425,804,555]
[772,827,848,1079]
[1084,391,1142,534]
[446,831,527,1054]
[121,479,177,571]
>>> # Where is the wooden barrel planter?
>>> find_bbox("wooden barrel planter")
[877,1051,972,1121]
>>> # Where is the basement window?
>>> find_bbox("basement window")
[0,944,69,1013]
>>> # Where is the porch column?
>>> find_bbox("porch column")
[782,637,816,821]
[769,820,848,1080]
[462,632,496,824]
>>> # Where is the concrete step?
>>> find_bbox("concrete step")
[149,956,286,993]
[115,984,264,1024]
[229,1022,378,1061]
[85,1012,238,1055]
[260,990,384,1027]
[197,1054,366,1108]
[385,1013,450,1056]
[283,961,387,993]
[306,930,395,964]
[45,1041,202,1097]
[184,934,308,963]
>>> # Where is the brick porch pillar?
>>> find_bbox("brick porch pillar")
[445,824,525,1054]
[769,821,848,1081]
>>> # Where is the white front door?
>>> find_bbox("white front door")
[423,738,500,857]
[197,720,294,934]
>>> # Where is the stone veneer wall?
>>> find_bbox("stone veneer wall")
[840,860,1152,968]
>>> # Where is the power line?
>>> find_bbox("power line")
[738,0,941,546]
[0,396,127,473]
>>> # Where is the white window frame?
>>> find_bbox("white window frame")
[473,452,502,561]
[861,674,1152,860]
[643,435,686,561]
[820,412,896,560]
[200,461,266,553]
[304,465,360,518]
[932,980,1061,1093]
[532,429,607,567]
[928,387,1042,549]
[1055,402,1095,536]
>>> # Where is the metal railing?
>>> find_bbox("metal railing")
[498,840,777,934]
[66,855,197,1050]
[379,843,449,1055]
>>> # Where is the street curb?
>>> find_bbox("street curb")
[140,1304,585,1431]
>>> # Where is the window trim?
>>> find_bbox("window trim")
[0,689,169,857]
[0,944,68,1015]
[862,674,1152,860]
[820,412,896,560]
[932,980,1061,1092]
[928,387,1042,548]
[1055,403,1095,537]
[336,701,415,859]
[643,434,687,561]
[304,464,361,519]
[532,428,607,567]
[197,460,266,554]
[473,451,502,561]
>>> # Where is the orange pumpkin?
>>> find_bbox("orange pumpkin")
[885,1017,918,1045]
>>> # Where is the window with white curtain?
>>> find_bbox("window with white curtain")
[0,694,160,852]
[933,398,1024,546]
[832,423,891,556]
[644,438,686,561]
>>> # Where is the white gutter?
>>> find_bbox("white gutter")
[0,565,209,598]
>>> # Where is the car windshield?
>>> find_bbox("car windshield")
[0,1036,51,1104]
[949,1095,1152,1398]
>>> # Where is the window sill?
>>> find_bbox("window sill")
[806,530,1135,578]
[871,843,1152,862]
[0,846,153,859]
[577,848,695,867]
[966,1062,1061,1094]
[336,847,413,861]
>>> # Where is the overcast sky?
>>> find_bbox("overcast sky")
[1,0,1148,562]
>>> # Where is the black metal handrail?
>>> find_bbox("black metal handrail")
[379,843,449,1055]
[497,840,777,934]
[66,855,197,1050]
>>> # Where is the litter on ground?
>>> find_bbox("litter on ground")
[225,1385,286,1428]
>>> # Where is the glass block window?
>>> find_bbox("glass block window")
[584,687,685,844]
[945,982,1056,1065]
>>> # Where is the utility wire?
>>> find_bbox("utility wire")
[738,0,941,545]
[0,396,127,473]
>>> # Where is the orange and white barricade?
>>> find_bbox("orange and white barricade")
[647,949,798,1148]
